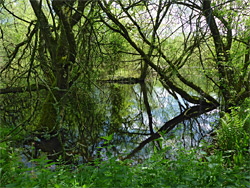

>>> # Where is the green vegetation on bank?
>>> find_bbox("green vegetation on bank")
[1,105,249,188]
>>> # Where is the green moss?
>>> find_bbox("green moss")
[37,92,58,132]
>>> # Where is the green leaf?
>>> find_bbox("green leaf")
[205,156,212,162]
[101,133,114,141]
[200,151,207,155]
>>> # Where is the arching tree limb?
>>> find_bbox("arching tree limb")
[123,103,218,160]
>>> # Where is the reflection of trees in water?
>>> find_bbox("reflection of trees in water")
[0,0,249,164]
[118,81,219,160]
[2,80,217,163]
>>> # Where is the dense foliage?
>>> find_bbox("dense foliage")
[0,0,250,187]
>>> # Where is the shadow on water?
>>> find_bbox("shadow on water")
[20,80,219,165]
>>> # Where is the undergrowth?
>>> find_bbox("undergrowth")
[0,145,249,188]
[0,107,249,187]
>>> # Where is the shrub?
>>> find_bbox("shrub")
[216,106,250,166]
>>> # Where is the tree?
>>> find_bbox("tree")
[1,0,107,162]
[0,0,249,162]
[97,0,250,159]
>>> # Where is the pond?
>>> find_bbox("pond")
[20,78,219,164]
[97,79,219,161]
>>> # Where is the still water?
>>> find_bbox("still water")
[21,80,219,164]
[100,81,219,160]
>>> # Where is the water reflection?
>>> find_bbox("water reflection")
[108,81,219,160]
[20,80,219,164]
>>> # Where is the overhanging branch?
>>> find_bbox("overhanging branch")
[0,84,46,95]
[98,77,142,84]
[123,103,218,160]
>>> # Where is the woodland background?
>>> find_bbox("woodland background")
[0,0,250,187]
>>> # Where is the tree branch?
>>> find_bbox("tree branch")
[29,0,57,61]
[98,77,142,84]
[0,84,46,95]
[123,103,217,160]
